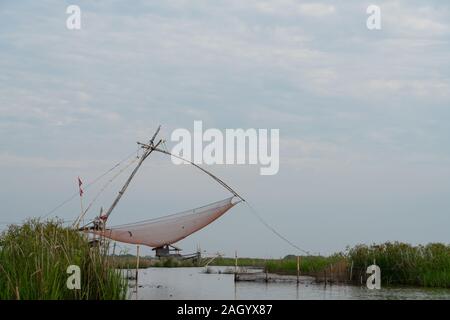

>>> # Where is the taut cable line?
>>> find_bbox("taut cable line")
[151,146,309,255]
[41,149,139,220]
[152,147,245,202]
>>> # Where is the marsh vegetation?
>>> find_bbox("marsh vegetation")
[0,220,127,300]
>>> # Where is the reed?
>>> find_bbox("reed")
[265,255,346,276]
[110,254,154,269]
[0,219,127,299]
[211,255,347,279]
[153,257,197,268]
[348,242,450,288]
[211,257,267,268]
[110,255,199,268]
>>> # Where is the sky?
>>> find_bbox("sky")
[1,0,450,258]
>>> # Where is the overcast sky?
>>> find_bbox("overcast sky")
[1,0,450,258]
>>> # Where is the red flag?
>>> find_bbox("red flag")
[99,207,107,221]
[78,177,83,197]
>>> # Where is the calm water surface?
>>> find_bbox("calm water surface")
[126,267,450,300]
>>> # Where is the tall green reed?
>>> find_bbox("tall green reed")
[348,242,450,288]
[0,219,127,299]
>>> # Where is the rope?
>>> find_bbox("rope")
[153,147,309,255]
[244,202,310,255]
[40,148,139,219]
[154,148,245,202]
[161,140,169,153]
[78,155,139,222]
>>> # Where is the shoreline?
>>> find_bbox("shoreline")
[112,241,450,290]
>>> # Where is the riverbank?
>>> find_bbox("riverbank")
[127,266,450,300]
[211,255,349,283]
[112,242,450,288]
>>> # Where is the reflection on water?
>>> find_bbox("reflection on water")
[126,267,450,300]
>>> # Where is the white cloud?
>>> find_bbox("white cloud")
[383,1,450,37]
[367,79,450,98]
[0,153,84,169]
[297,3,336,17]
[254,1,335,17]
[280,138,339,164]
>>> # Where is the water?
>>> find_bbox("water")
[126,267,450,300]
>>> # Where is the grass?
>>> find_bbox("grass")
[210,255,347,280]
[210,257,266,268]
[265,254,347,276]
[110,254,154,269]
[110,255,199,268]
[211,243,450,288]
[4,218,450,297]
[348,242,450,288]
[0,219,127,299]
[152,257,198,268]
[104,242,450,288]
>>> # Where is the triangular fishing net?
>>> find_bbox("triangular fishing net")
[87,197,237,247]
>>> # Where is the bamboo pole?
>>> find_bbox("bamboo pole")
[104,131,162,219]
[265,259,268,283]
[78,196,84,229]
[136,245,140,299]
[73,180,84,229]
[330,264,333,285]
[234,251,238,282]
[349,261,353,282]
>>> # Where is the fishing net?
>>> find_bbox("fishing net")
[87,197,237,247]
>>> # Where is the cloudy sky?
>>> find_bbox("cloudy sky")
[1,0,450,257]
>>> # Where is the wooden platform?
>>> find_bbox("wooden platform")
[234,272,315,283]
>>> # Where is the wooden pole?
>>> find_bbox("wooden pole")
[72,176,88,228]
[136,245,140,299]
[104,129,162,219]
[265,262,268,283]
[297,256,300,284]
[234,251,238,282]
[78,195,84,228]
[330,264,333,285]
[349,260,353,282]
